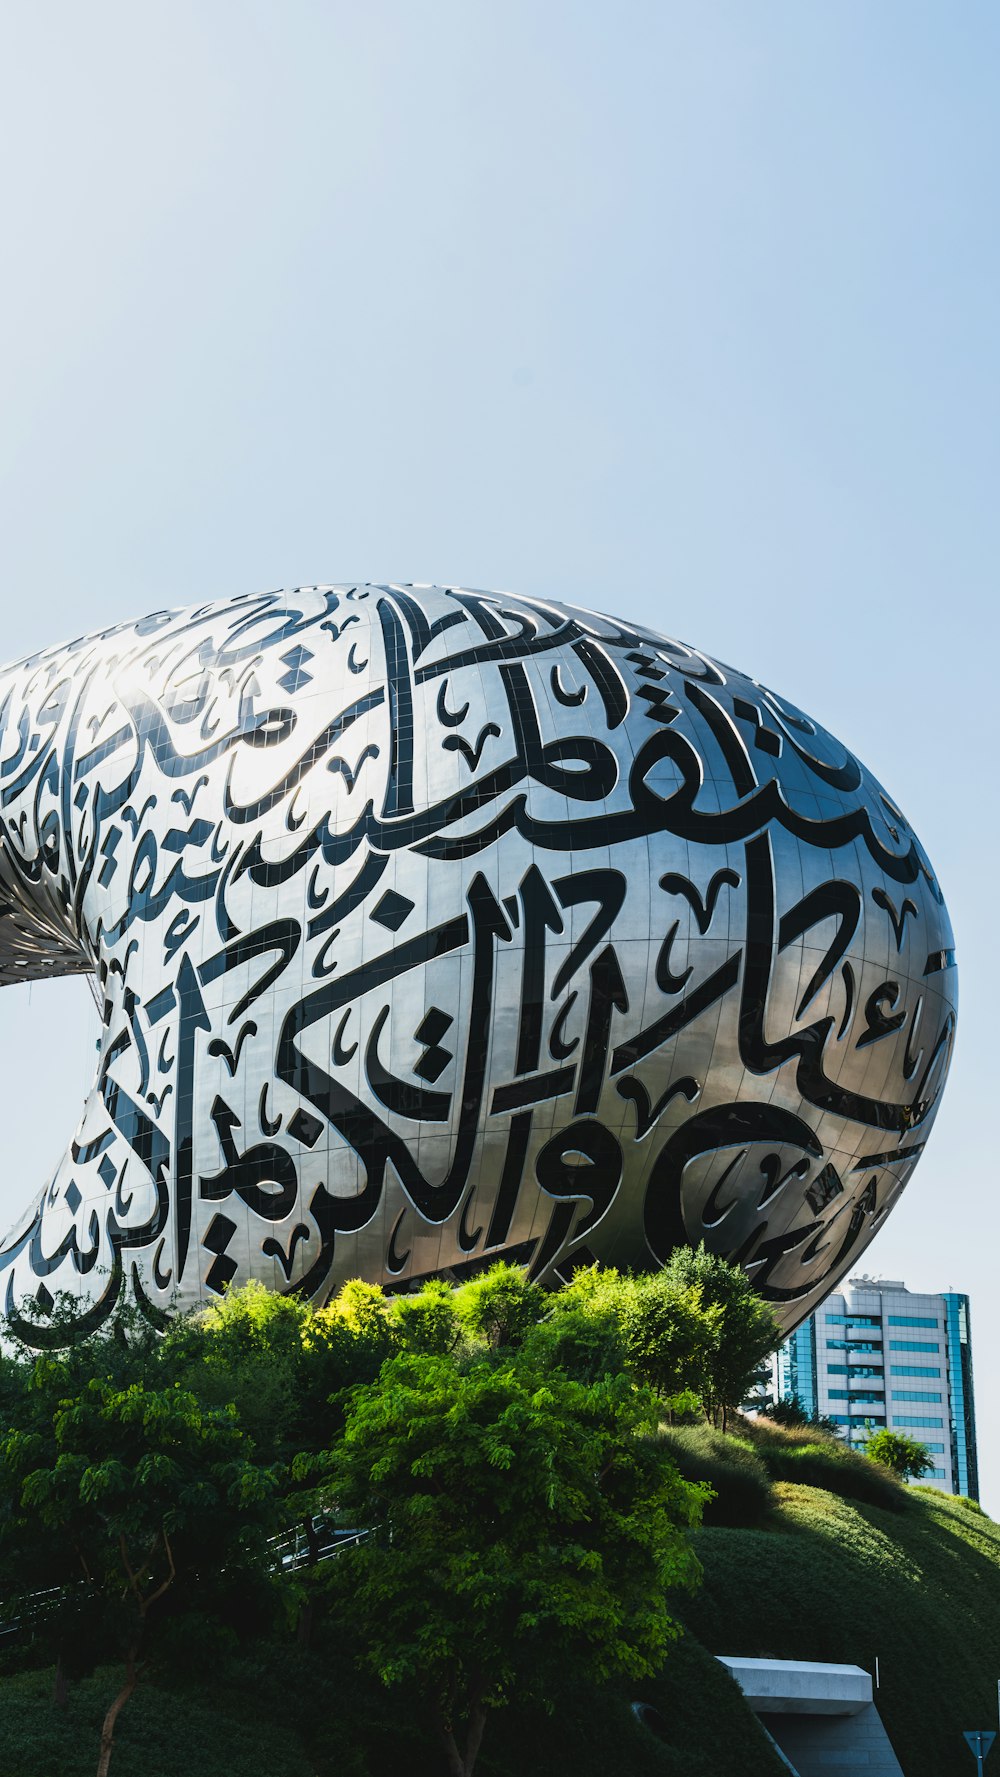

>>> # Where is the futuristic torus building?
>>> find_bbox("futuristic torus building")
[0,585,957,1341]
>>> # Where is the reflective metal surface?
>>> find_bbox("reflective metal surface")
[0,586,957,1340]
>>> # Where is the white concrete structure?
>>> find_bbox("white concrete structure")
[717,1656,872,1715]
[718,1656,904,1777]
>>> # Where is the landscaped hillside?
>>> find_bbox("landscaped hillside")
[3,1473,997,1777]
[0,1271,995,1777]
[681,1478,1000,1777]
[0,1630,784,1777]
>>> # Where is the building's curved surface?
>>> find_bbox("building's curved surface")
[0,586,956,1340]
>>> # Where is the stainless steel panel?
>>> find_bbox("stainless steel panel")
[0,585,957,1338]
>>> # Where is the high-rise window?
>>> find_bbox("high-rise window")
[768,1279,979,1501]
[943,1294,978,1500]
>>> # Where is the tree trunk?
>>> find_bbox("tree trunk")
[437,1682,489,1777]
[95,1652,138,1777]
[463,1699,488,1777]
[52,1654,69,1709]
[440,1727,465,1777]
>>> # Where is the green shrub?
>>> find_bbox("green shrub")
[658,1425,774,1527]
[741,1414,839,1450]
[742,1416,906,1512]
[755,1438,904,1512]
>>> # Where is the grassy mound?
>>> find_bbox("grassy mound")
[0,1633,784,1777]
[657,1414,904,1524]
[742,1414,906,1510]
[0,1664,317,1777]
[657,1425,775,1526]
[681,1480,1000,1777]
[4,1427,997,1777]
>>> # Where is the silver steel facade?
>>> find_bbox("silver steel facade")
[0,585,957,1341]
[773,1277,979,1497]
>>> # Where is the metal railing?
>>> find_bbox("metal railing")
[0,1518,372,1644]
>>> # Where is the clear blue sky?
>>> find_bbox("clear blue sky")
[0,3,997,1497]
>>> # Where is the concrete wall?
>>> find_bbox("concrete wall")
[761,1705,904,1776]
[718,1656,905,1776]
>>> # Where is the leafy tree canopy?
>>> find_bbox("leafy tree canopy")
[655,1245,782,1429]
[312,1348,708,1777]
[0,1248,787,1776]
[0,1365,282,1777]
[453,1263,546,1352]
[864,1427,935,1481]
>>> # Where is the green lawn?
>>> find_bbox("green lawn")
[0,1616,781,1777]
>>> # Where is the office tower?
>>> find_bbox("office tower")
[772,1277,979,1499]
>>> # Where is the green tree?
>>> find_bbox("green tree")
[536,1264,719,1408]
[166,1277,408,1472]
[522,1299,627,1385]
[453,1262,546,1352]
[0,1373,281,1777]
[389,1276,461,1355]
[658,1245,781,1430]
[0,1292,187,1707]
[763,1395,841,1436]
[864,1427,935,1481]
[165,1279,314,1466]
[619,1271,721,1410]
[764,1394,811,1427]
[323,1278,397,1349]
[521,1262,629,1382]
[311,1348,707,1777]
